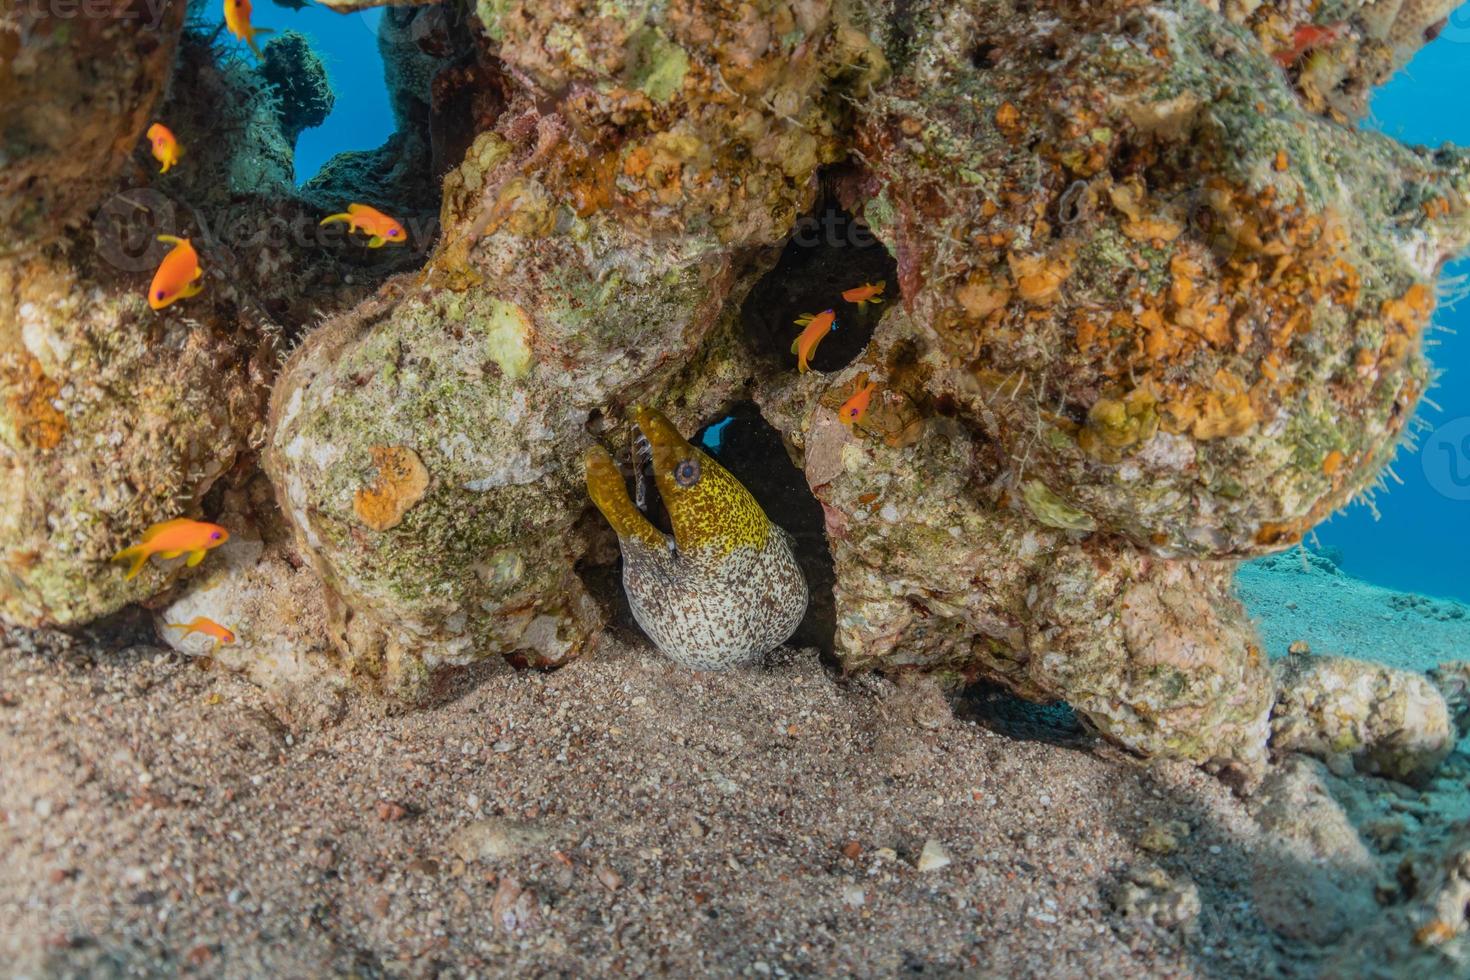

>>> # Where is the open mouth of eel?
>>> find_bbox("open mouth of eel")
[628,423,675,539]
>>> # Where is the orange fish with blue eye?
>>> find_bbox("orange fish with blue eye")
[319,204,407,248]
[224,0,272,59]
[167,616,236,648]
[839,373,878,428]
[791,309,837,373]
[146,123,182,173]
[111,518,229,580]
[842,280,886,308]
[148,235,204,311]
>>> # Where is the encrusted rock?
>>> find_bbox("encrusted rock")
[258,31,335,146]
[1323,819,1470,975]
[476,0,881,247]
[853,0,1470,558]
[1221,0,1464,118]
[1428,661,1470,737]
[155,484,347,729]
[1271,653,1455,785]
[0,244,276,627]
[759,307,1271,772]
[266,113,766,696]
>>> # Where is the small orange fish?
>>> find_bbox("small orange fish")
[1274,23,1346,67]
[319,204,407,248]
[842,281,886,308]
[148,235,204,311]
[224,0,272,59]
[791,309,837,373]
[110,518,229,580]
[839,373,878,428]
[167,616,236,648]
[146,123,182,174]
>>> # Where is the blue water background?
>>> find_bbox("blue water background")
[1312,16,1470,602]
[210,2,396,183]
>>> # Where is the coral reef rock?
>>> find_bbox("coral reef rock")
[1324,819,1470,976]
[0,0,188,249]
[16,0,1460,783]
[261,0,882,698]
[1219,0,1464,119]
[266,120,761,697]
[759,306,1272,773]
[0,241,276,627]
[1271,652,1455,785]
[155,481,347,728]
[1107,863,1202,934]
[474,0,877,247]
[1429,660,1470,736]
[853,0,1470,558]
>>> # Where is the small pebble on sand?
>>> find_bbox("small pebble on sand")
[917,839,952,872]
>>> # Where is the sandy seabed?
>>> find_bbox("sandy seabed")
[2,577,1468,978]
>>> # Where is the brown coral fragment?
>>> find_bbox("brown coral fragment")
[353,446,430,532]
[2,354,67,451]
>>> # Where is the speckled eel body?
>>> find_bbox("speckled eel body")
[585,406,807,670]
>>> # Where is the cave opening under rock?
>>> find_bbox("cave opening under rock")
[955,683,1092,749]
[740,199,898,374]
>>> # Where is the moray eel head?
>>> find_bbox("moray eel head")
[584,407,770,557]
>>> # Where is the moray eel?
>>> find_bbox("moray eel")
[585,406,807,670]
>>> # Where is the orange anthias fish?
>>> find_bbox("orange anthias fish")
[167,616,236,648]
[791,309,838,373]
[224,0,272,59]
[146,123,182,174]
[148,235,204,311]
[319,204,407,248]
[842,280,886,308]
[1274,23,1347,67]
[839,373,878,428]
[110,518,229,580]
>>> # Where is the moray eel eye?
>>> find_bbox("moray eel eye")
[674,458,701,487]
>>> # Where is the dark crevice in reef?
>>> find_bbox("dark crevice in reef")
[695,403,836,656]
[955,684,1093,749]
[741,199,898,375]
